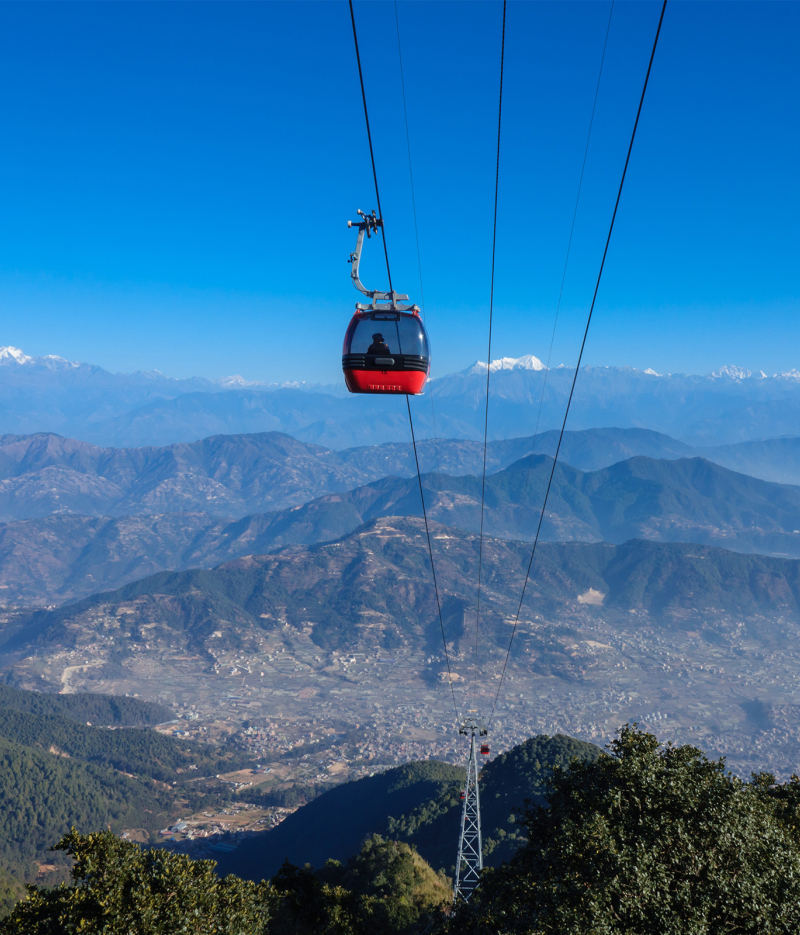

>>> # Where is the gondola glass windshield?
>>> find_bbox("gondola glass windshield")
[342,310,430,395]
[342,210,430,395]
[344,313,429,357]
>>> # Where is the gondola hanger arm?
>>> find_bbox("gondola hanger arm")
[347,209,416,312]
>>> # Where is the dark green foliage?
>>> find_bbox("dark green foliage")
[387,735,600,872]
[0,831,448,935]
[267,862,373,935]
[0,734,174,882]
[0,684,172,726]
[216,760,465,882]
[450,727,800,934]
[0,830,274,934]
[0,706,250,781]
[317,835,450,934]
[0,869,25,920]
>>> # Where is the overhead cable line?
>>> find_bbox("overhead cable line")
[407,397,460,721]
[348,0,393,293]
[394,1,443,483]
[348,0,459,722]
[489,0,668,726]
[472,0,507,711]
[512,1,614,541]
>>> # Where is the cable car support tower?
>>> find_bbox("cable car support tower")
[454,716,487,902]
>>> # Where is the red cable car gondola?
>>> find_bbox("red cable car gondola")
[342,210,430,395]
[480,744,490,756]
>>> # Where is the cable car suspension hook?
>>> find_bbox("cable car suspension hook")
[348,209,416,312]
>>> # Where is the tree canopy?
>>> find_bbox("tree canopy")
[449,726,800,934]
[0,831,450,935]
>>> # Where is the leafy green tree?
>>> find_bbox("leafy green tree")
[319,835,451,933]
[450,726,800,934]
[268,861,376,935]
[0,832,447,935]
[0,830,275,934]
[0,868,25,920]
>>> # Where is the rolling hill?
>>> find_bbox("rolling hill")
[0,427,696,524]
[3,452,800,603]
[6,517,800,673]
[0,685,248,912]
[216,734,600,881]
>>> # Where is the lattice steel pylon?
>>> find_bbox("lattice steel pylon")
[454,716,487,902]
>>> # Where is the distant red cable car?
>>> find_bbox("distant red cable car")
[480,744,490,756]
[342,210,430,396]
[459,790,466,801]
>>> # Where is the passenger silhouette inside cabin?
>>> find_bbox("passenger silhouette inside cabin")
[367,333,391,355]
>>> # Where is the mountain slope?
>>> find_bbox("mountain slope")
[7,517,800,680]
[7,345,800,447]
[3,452,800,604]
[0,427,698,525]
[0,683,171,725]
[0,685,248,908]
[216,734,600,881]
[702,436,800,487]
[219,761,464,881]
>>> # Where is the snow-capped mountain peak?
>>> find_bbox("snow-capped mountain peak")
[643,368,662,376]
[0,346,82,370]
[0,346,33,365]
[469,353,548,375]
[711,365,755,380]
[218,374,260,388]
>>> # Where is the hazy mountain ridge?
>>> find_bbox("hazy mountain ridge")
[0,426,799,526]
[3,451,800,604]
[216,735,601,882]
[6,517,800,676]
[0,427,699,524]
[5,346,800,446]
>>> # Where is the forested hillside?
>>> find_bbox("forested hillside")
[9,519,800,668]
[0,685,252,912]
[0,683,171,725]
[4,448,800,604]
[0,707,248,781]
[217,734,599,881]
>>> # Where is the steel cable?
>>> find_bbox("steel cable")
[349,1,459,722]
[511,1,614,543]
[394,2,444,485]
[489,0,668,726]
[472,0,507,712]
[349,0,394,293]
[407,397,460,721]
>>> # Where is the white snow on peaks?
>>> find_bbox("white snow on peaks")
[0,346,32,365]
[0,347,80,369]
[644,368,662,376]
[774,369,800,381]
[218,374,259,388]
[469,354,547,375]
[711,365,755,380]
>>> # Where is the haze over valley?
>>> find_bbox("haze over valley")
[3,345,800,909]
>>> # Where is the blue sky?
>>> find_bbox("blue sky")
[0,1,797,383]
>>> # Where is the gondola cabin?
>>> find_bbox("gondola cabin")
[342,309,429,395]
[459,790,466,802]
[343,210,430,395]
[480,743,490,755]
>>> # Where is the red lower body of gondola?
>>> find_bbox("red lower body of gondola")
[344,369,427,395]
